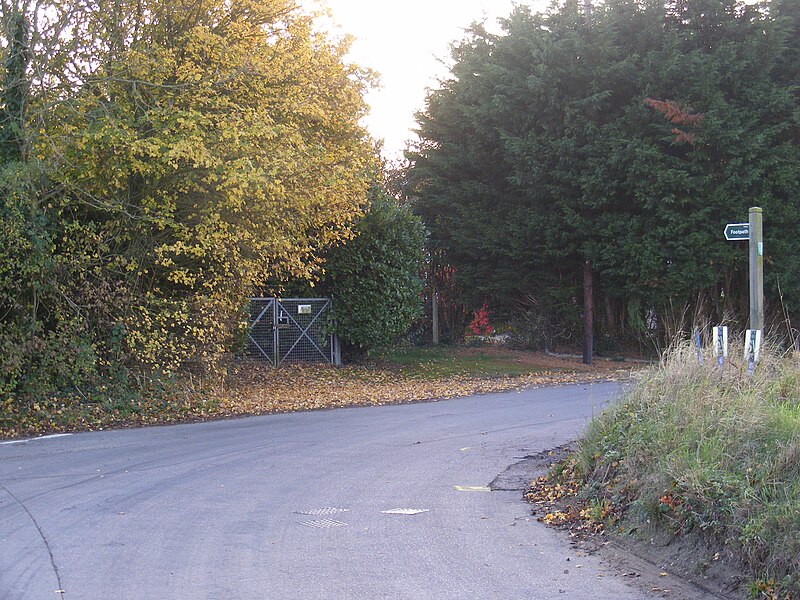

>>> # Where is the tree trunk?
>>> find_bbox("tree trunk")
[605,295,616,338]
[583,259,594,365]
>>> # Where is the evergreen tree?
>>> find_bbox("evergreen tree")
[409,0,800,347]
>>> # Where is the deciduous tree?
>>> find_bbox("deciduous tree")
[0,0,377,402]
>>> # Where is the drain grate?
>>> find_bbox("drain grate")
[299,518,348,528]
[295,507,349,516]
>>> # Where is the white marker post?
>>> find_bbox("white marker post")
[745,329,762,374]
[694,329,703,365]
[713,326,728,367]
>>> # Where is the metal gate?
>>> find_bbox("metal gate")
[246,298,340,366]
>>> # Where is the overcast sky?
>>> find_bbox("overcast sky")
[306,0,551,160]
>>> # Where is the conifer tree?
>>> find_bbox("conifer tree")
[409,0,800,347]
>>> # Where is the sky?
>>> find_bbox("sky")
[306,0,552,160]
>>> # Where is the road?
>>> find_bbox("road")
[1,382,677,599]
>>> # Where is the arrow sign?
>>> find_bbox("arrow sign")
[724,223,749,240]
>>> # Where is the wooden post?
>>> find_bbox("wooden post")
[333,333,342,366]
[748,207,764,332]
[583,259,593,365]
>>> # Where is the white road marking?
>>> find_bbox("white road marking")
[0,433,73,445]
[381,508,430,515]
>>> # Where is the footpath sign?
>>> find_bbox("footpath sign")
[724,223,749,241]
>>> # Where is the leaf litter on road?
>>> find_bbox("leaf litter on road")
[1,350,634,439]
[216,356,631,418]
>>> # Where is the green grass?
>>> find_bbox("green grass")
[576,343,800,595]
[370,345,540,379]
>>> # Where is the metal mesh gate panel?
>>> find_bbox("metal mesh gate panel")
[246,298,340,366]
[247,298,276,363]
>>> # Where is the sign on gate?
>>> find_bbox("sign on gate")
[246,298,341,366]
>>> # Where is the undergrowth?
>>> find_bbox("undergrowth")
[577,342,800,596]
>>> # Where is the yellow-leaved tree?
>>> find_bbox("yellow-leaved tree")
[3,0,376,396]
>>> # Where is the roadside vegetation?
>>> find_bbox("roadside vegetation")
[371,346,557,379]
[555,342,800,597]
[0,346,629,439]
[0,0,427,417]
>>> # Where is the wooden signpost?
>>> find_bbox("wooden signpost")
[724,207,764,367]
[747,207,764,333]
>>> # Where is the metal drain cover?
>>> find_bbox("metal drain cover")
[295,507,349,516]
[381,509,430,515]
[299,518,348,528]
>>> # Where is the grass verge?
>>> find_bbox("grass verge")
[570,343,800,597]
[368,345,546,378]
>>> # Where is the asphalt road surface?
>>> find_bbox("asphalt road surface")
[1,382,685,599]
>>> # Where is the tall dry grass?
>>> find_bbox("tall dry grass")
[578,339,800,591]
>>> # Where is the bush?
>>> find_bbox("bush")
[325,191,425,354]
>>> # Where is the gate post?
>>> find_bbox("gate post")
[333,334,342,366]
[272,297,279,367]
